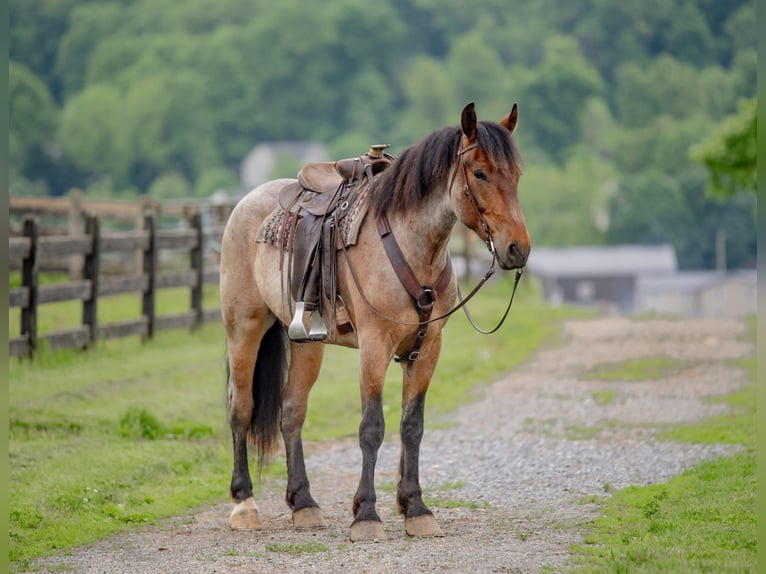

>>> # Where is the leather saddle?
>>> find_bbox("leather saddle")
[279,145,395,342]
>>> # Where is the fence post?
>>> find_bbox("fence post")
[68,189,85,280]
[142,213,156,341]
[82,215,101,348]
[20,217,39,358]
[189,210,204,329]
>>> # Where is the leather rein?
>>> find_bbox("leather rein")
[340,142,524,368]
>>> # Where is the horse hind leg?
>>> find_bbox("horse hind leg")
[227,319,287,530]
[282,341,326,529]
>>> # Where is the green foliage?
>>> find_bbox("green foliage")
[8,0,757,267]
[119,407,165,440]
[58,84,131,179]
[9,61,57,171]
[689,98,756,197]
[517,35,604,161]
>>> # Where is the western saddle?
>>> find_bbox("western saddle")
[277,144,395,342]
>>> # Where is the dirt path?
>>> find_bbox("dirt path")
[31,316,751,573]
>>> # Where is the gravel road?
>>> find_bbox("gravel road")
[29,316,751,573]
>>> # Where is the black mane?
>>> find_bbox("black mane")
[369,121,522,217]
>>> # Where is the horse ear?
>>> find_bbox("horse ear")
[460,102,477,142]
[500,103,519,135]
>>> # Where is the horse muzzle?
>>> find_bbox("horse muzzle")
[498,241,529,270]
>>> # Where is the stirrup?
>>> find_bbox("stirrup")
[288,302,327,342]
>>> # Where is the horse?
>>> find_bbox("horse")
[219,102,530,542]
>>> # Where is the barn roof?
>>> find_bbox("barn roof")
[637,269,757,292]
[527,244,678,278]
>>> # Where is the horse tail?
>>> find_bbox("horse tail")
[247,322,288,471]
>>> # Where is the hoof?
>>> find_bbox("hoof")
[230,497,263,530]
[405,514,444,538]
[292,507,326,530]
[349,520,387,543]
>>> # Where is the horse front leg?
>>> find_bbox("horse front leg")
[350,343,389,542]
[398,334,444,537]
[282,341,326,529]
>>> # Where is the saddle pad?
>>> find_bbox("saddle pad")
[255,188,369,251]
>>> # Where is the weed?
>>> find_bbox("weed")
[590,389,616,406]
[119,407,164,440]
[424,496,490,510]
[265,541,329,555]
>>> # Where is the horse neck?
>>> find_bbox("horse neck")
[386,182,456,274]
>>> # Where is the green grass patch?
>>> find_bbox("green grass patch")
[582,356,690,382]
[571,452,756,573]
[423,496,490,510]
[659,319,756,447]
[265,541,329,555]
[590,390,616,406]
[660,383,755,446]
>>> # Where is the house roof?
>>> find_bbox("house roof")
[527,244,678,278]
[637,269,757,293]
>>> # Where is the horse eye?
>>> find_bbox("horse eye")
[473,170,487,181]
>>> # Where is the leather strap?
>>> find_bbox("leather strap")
[376,213,453,367]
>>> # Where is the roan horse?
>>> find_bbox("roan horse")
[219,102,530,542]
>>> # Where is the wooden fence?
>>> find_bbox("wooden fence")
[8,192,486,358]
[8,212,221,358]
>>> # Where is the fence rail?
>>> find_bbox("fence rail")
[8,212,221,358]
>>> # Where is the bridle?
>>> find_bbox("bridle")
[453,142,496,256]
[340,141,524,369]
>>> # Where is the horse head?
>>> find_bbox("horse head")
[451,102,530,270]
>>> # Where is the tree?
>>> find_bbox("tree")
[9,61,57,170]
[613,55,709,128]
[57,84,131,183]
[517,35,604,162]
[689,98,756,197]
[606,165,756,269]
[520,148,615,246]
[56,2,126,97]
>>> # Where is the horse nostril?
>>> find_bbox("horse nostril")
[507,242,527,265]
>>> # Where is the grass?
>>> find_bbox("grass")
[8,271,221,338]
[581,356,690,381]
[423,496,490,510]
[8,274,589,572]
[570,315,756,573]
[570,453,756,573]
[265,541,329,555]
[590,390,616,406]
